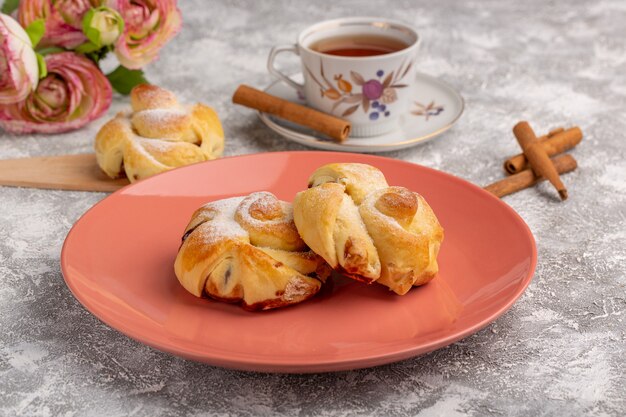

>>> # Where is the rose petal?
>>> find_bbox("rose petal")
[0,52,112,134]
[110,0,182,69]
[0,13,39,104]
[18,0,93,49]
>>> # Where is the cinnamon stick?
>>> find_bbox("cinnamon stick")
[504,126,583,174]
[485,154,577,198]
[232,85,351,142]
[513,121,568,200]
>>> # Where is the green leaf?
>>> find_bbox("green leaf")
[83,26,102,48]
[83,47,110,66]
[37,46,65,55]
[106,66,149,95]
[35,53,47,79]
[75,41,102,54]
[82,9,100,46]
[25,19,45,47]
[1,0,19,14]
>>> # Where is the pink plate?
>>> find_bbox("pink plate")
[61,152,536,373]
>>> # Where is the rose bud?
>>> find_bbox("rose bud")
[0,13,39,104]
[82,6,124,47]
[0,52,112,134]
[108,0,182,69]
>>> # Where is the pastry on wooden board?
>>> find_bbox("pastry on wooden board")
[293,163,444,295]
[95,84,224,183]
[174,192,331,311]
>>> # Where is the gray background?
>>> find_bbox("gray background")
[1,0,625,416]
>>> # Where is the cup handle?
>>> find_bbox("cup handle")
[267,44,304,95]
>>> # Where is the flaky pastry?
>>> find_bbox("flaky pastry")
[95,84,224,183]
[293,163,444,295]
[174,192,331,311]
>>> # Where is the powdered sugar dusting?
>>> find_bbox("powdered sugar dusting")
[326,163,388,204]
[361,189,404,230]
[236,191,293,225]
[133,108,188,126]
[336,163,384,180]
[128,138,168,168]
[191,197,247,245]
[137,138,179,153]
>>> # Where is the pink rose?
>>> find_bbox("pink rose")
[18,0,101,49]
[108,0,182,69]
[0,52,112,134]
[0,13,39,104]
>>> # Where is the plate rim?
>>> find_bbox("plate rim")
[258,73,465,151]
[61,151,536,373]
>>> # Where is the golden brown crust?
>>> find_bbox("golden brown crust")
[234,193,306,252]
[130,110,193,140]
[307,163,388,205]
[294,163,444,295]
[95,85,224,183]
[375,187,418,228]
[94,115,131,179]
[294,182,381,280]
[360,188,443,294]
[130,83,179,111]
[174,192,331,311]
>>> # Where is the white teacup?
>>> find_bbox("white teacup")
[268,17,420,137]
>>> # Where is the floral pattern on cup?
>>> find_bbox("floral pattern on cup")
[411,101,444,121]
[305,60,412,120]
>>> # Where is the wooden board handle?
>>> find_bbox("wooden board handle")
[0,153,129,192]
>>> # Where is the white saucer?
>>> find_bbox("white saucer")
[259,72,464,153]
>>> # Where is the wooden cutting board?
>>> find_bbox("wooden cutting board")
[0,153,129,192]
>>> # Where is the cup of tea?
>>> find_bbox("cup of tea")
[268,17,420,137]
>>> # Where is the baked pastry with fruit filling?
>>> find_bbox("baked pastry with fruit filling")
[293,163,443,295]
[95,84,224,182]
[175,192,331,310]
